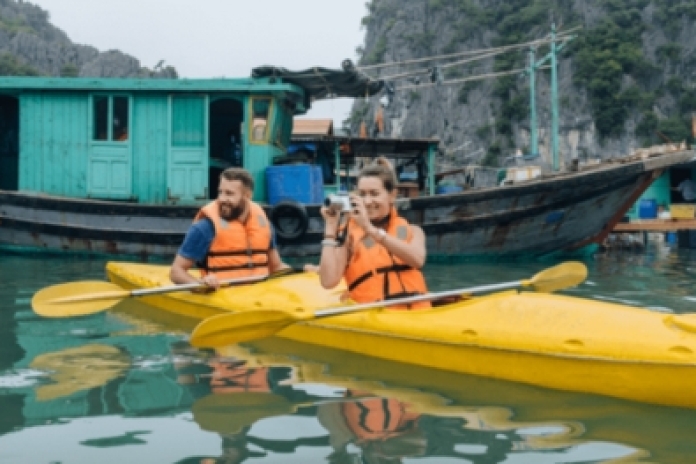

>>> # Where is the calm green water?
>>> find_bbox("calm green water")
[2,244,696,463]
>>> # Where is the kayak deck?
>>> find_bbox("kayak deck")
[106,261,345,319]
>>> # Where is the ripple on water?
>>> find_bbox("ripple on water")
[0,369,47,389]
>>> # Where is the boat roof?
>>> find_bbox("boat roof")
[0,61,383,108]
[292,119,334,136]
[0,76,301,94]
[252,61,383,101]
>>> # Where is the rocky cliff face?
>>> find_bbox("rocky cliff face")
[0,0,176,78]
[353,0,696,171]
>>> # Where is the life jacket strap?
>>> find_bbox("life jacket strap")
[205,258,269,272]
[347,264,413,292]
[207,248,269,257]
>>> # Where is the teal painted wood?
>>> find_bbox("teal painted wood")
[8,78,304,205]
[627,170,671,220]
[19,93,89,197]
[132,95,169,203]
[245,144,283,202]
[0,76,303,95]
[87,94,133,199]
[167,95,209,203]
[245,96,286,202]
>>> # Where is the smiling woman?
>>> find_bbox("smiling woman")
[318,157,430,308]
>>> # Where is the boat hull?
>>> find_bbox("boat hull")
[3,150,694,259]
[106,261,696,409]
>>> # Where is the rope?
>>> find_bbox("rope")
[396,65,550,91]
[358,26,580,72]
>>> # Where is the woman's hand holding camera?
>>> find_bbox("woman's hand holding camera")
[348,193,371,232]
[320,205,341,237]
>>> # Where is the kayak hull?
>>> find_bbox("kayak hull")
[280,320,696,409]
[106,261,696,409]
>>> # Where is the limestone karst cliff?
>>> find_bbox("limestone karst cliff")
[352,0,696,170]
[0,0,176,78]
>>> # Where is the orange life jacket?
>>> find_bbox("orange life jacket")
[341,395,419,442]
[194,200,271,279]
[208,362,273,394]
[344,209,429,309]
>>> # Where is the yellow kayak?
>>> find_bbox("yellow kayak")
[106,261,346,319]
[106,261,696,409]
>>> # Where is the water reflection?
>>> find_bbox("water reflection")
[2,250,696,462]
[165,340,648,464]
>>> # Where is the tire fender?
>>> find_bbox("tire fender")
[269,200,309,241]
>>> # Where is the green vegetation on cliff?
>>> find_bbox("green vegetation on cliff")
[0,53,41,76]
[358,0,696,164]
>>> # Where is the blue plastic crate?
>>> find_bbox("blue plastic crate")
[266,164,323,206]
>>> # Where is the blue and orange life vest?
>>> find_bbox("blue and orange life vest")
[194,200,271,279]
[343,208,429,309]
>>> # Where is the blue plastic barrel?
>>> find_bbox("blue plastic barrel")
[265,164,323,206]
[436,184,463,195]
[638,199,657,219]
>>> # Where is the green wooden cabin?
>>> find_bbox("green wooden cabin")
[0,76,306,203]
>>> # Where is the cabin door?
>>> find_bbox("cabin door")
[87,95,133,199]
[167,95,209,203]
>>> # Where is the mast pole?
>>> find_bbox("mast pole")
[529,47,538,158]
[550,23,560,171]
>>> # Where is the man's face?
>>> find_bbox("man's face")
[218,178,250,221]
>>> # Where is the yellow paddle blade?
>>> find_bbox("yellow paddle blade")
[190,310,307,348]
[29,344,129,401]
[523,261,588,293]
[32,281,129,317]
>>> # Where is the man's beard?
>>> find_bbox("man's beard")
[220,200,246,221]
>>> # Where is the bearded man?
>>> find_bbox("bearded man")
[170,167,289,289]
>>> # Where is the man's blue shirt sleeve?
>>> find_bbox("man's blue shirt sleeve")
[177,218,215,263]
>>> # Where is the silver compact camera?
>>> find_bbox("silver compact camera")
[324,193,352,213]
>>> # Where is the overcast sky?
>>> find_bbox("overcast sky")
[31,0,367,125]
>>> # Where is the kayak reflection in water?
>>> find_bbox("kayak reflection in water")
[171,343,521,463]
[174,346,321,464]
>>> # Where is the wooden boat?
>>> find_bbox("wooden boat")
[106,261,696,410]
[1,68,694,260]
[2,148,694,260]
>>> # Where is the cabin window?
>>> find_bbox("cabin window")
[92,95,130,142]
[113,96,129,141]
[250,97,271,143]
[172,96,205,147]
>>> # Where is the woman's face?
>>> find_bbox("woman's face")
[356,176,395,221]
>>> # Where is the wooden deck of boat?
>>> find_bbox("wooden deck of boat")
[613,219,696,232]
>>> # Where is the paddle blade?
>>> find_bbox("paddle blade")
[525,261,588,293]
[30,344,129,401]
[32,281,129,317]
[190,310,303,348]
